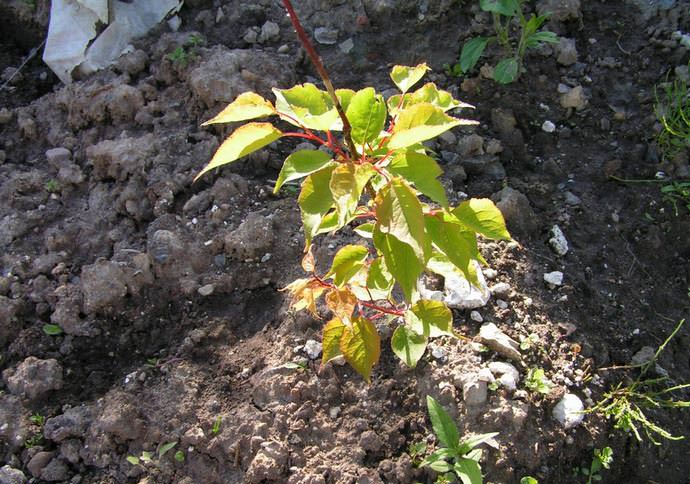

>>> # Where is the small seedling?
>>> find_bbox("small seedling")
[167,35,205,67]
[524,367,553,395]
[127,442,178,468]
[449,0,558,83]
[25,414,46,448]
[591,319,690,444]
[42,324,63,336]
[418,396,498,484]
[577,447,613,484]
[158,441,177,458]
[408,441,428,462]
[520,477,538,484]
[29,413,46,426]
[519,333,540,351]
[661,181,690,216]
[655,63,690,163]
[45,179,60,193]
[174,450,185,463]
[281,360,308,371]
[211,416,222,435]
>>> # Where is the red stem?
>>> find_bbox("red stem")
[281,0,358,159]
[360,300,405,316]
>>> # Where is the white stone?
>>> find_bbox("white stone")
[462,378,488,406]
[442,262,491,309]
[431,346,446,360]
[479,323,521,361]
[303,339,322,359]
[544,271,564,286]
[549,225,569,256]
[477,368,495,382]
[339,38,354,54]
[552,393,585,429]
[488,361,520,392]
[314,27,338,45]
[482,268,498,280]
[542,120,556,133]
[198,284,215,296]
[490,282,511,298]
[499,373,517,391]
[496,299,509,310]
[470,311,483,323]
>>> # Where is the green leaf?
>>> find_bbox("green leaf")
[42,324,63,336]
[390,63,430,93]
[426,395,460,451]
[126,456,140,466]
[373,228,423,302]
[195,123,282,181]
[365,257,394,298]
[327,245,369,286]
[429,460,452,473]
[405,300,453,337]
[388,83,473,116]
[389,103,474,150]
[426,251,478,287]
[202,92,275,125]
[336,89,356,112]
[389,151,448,208]
[298,165,336,246]
[526,30,559,48]
[322,317,346,365]
[340,317,381,382]
[524,14,549,36]
[330,163,375,227]
[458,432,499,455]
[419,448,456,468]
[159,441,177,458]
[452,198,511,240]
[454,458,483,484]
[391,325,428,368]
[493,57,519,84]
[376,178,429,263]
[346,87,387,146]
[273,83,339,131]
[274,150,333,194]
[140,451,153,463]
[479,0,517,16]
[425,213,481,286]
[174,450,185,463]
[520,477,539,484]
[460,37,490,73]
[353,222,375,238]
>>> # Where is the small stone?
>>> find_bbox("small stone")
[28,452,54,478]
[559,85,587,111]
[630,346,655,367]
[168,15,181,32]
[359,430,383,452]
[3,357,63,401]
[46,148,71,168]
[496,299,509,310]
[553,393,585,429]
[0,108,13,124]
[339,38,354,54]
[470,311,483,323]
[278,44,289,54]
[314,27,338,45]
[198,284,215,296]
[479,323,521,361]
[564,191,581,206]
[462,377,488,406]
[491,187,539,237]
[544,271,564,286]
[457,134,485,158]
[490,282,511,298]
[548,225,569,256]
[303,340,322,360]
[483,268,498,280]
[431,346,446,360]
[541,120,556,133]
[0,465,26,484]
[489,361,520,391]
[485,139,503,155]
[555,37,578,65]
[329,407,341,419]
[439,131,457,146]
[477,368,495,382]
[259,21,280,44]
[261,253,272,263]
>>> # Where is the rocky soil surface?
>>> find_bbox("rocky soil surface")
[1,0,689,483]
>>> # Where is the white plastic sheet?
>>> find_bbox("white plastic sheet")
[43,0,183,84]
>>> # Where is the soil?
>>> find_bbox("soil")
[1,1,689,483]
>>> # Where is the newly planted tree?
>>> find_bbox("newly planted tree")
[196,0,511,381]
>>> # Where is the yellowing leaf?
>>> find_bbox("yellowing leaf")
[389,151,448,208]
[388,83,474,116]
[452,198,511,240]
[373,226,423,302]
[301,247,315,272]
[340,317,381,382]
[376,178,429,263]
[201,92,275,125]
[327,244,369,286]
[391,325,428,368]
[273,83,339,131]
[298,165,336,246]
[274,150,333,193]
[325,287,358,323]
[195,123,282,181]
[389,103,475,150]
[346,88,387,146]
[281,278,326,317]
[330,163,375,227]
[405,300,453,337]
[322,317,346,365]
[390,63,431,94]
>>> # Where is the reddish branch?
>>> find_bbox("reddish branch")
[281,0,358,158]
[311,275,404,317]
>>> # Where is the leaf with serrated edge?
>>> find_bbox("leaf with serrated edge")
[454,458,483,484]
[202,92,275,125]
[391,325,428,367]
[373,226,423,302]
[325,287,358,323]
[273,83,339,131]
[346,88,387,146]
[453,198,511,240]
[389,151,448,208]
[376,178,429,263]
[274,150,333,193]
[322,317,346,365]
[327,245,369,286]
[405,300,453,337]
[389,103,475,150]
[390,63,430,93]
[388,83,474,116]
[195,123,282,181]
[340,317,381,382]
[299,165,335,246]
[426,396,460,451]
